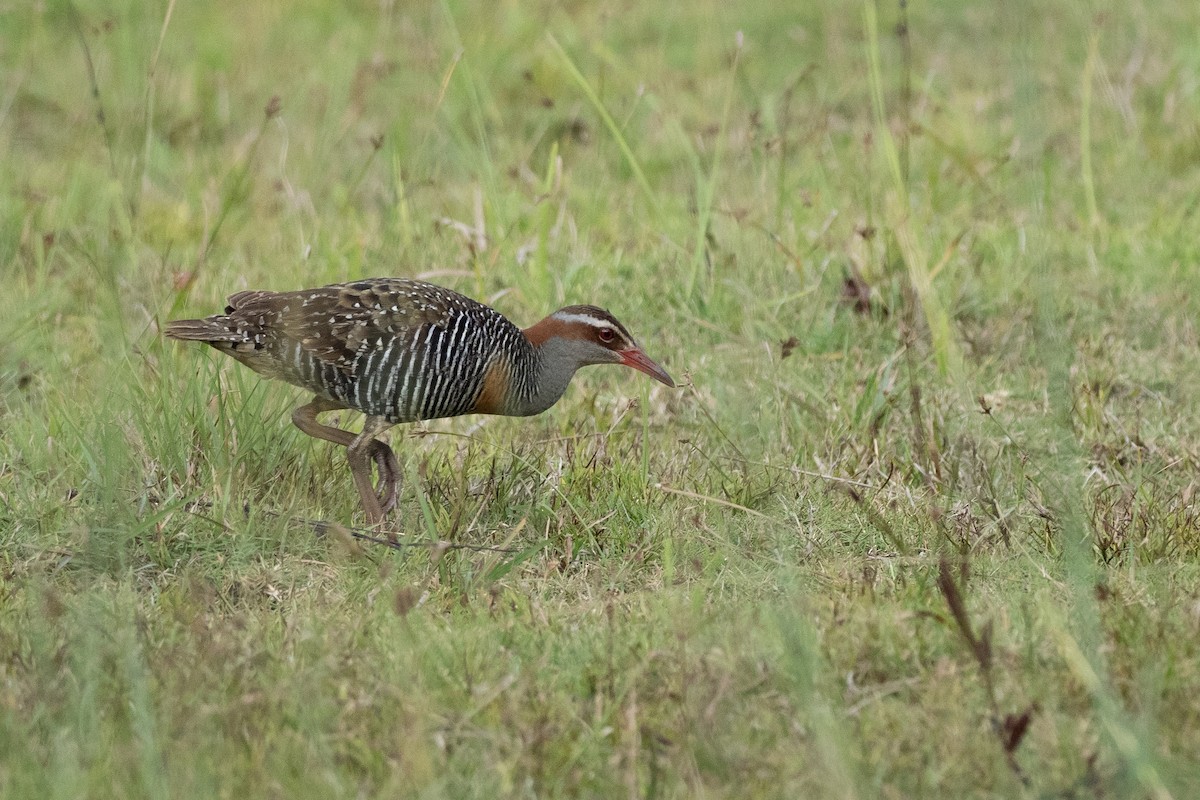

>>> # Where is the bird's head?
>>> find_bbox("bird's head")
[525,305,675,388]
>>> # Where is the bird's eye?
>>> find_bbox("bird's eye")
[598,328,616,344]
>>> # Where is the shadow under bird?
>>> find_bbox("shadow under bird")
[165,278,675,524]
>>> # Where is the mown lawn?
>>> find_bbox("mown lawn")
[3,1,1200,797]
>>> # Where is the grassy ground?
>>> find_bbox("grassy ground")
[3,0,1200,796]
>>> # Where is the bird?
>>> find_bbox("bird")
[165,278,675,524]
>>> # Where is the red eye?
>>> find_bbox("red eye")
[598,328,616,343]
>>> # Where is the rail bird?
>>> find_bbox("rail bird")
[166,278,674,524]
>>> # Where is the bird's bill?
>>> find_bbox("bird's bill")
[619,348,676,388]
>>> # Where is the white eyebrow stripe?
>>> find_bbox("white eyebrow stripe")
[550,312,617,329]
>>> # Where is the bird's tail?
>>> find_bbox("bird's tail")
[163,317,243,343]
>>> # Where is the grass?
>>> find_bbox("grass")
[3,0,1200,796]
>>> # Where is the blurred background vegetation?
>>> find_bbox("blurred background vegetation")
[2,1,1200,797]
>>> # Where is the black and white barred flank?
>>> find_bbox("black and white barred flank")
[166,278,540,423]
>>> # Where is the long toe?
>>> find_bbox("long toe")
[370,440,401,515]
[348,417,397,526]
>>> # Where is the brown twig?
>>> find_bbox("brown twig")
[937,556,1035,784]
[243,505,527,554]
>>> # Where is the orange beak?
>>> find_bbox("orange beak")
[619,347,675,388]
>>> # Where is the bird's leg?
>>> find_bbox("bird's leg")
[292,397,400,514]
[347,416,397,526]
[291,398,399,509]
[370,446,400,516]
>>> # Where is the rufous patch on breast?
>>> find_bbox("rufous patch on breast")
[472,356,510,415]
